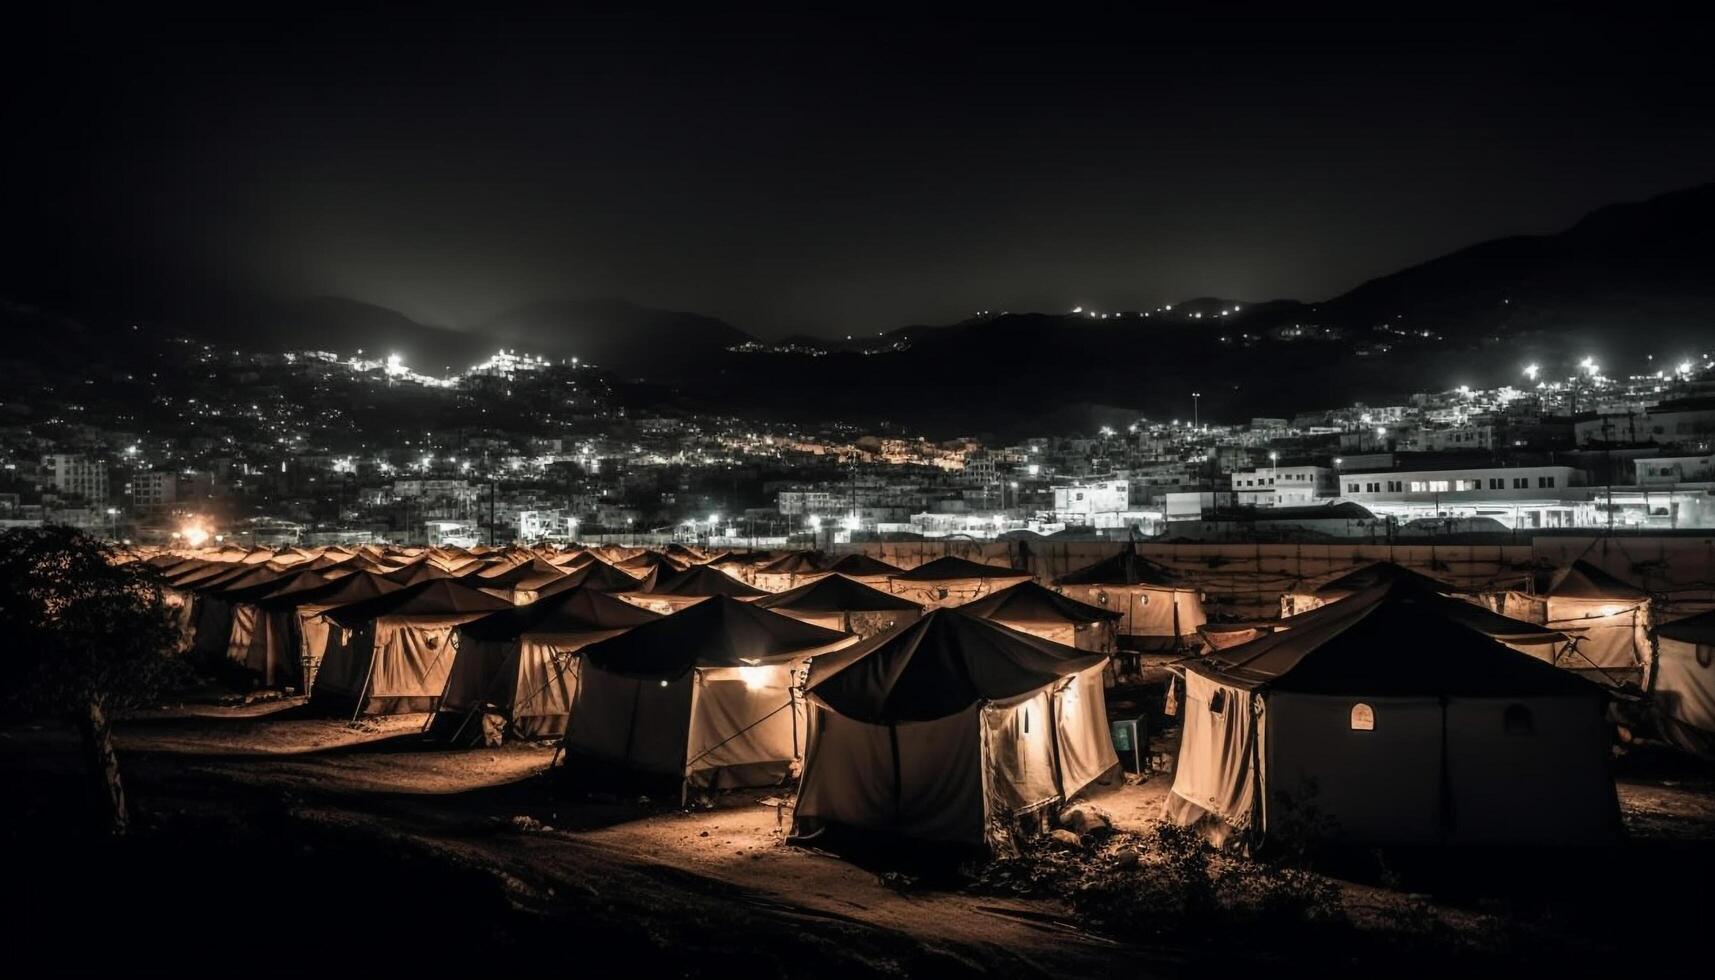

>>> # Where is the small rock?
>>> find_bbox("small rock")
[1059,802,1113,835]
[1113,848,1141,869]
[1049,829,1084,850]
[698,830,710,837]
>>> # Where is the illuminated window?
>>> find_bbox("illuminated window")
[1350,702,1375,731]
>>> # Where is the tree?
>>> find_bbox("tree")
[0,526,187,835]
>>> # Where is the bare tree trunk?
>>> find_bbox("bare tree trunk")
[78,697,129,837]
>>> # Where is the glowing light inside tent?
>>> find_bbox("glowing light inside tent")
[738,666,769,691]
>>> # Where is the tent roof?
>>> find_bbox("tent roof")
[581,595,852,678]
[323,578,513,627]
[472,558,567,589]
[1657,608,1715,645]
[889,555,1032,582]
[1306,560,1463,597]
[1188,581,1602,697]
[217,568,332,604]
[1546,560,1650,600]
[1054,543,1181,586]
[644,564,768,598]
[536,559,654,598]
[460,586,662,640]
[806,608,1106,724]
[616,551,687,573]
[259,570,403,609]
[760,550,828,574]
[822,553,903,577]
[957,580,1123,624]
[754,573,923,614]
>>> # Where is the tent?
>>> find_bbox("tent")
[819,553,904,588]
[1164,581,1620,849]
[753,573,923,638]
[1256,571,1574,664]
[753,550,829,592]
[218,567,333,687]
[1279,561,1469,617]
[536,558,655,598]
[470,557,568,605]
[440,587,662,741]
[1652,609,1715,758]
[621,563,768,614]
[310,579,513,716]
[958,580,1120,653]
[1054,544,1206,650]
[886,555,1033,608]
[793,609,1117,854]
[562,596,855,797]
[1541,561,1653,685]
[256,570,404,690]
[615,550,688,577]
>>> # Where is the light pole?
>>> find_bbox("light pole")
[1268,451,1279,506]
[1192,391,1201,430]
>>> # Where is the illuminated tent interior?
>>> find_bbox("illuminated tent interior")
[562,596,855,798]
[1054,543,1207,650]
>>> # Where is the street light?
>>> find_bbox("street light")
[1192,391,1201,429]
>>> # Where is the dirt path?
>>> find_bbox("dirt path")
[86,702,1172,977]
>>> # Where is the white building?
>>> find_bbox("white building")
[1229,465,1333,507]
[1413,424,1495,452]
[1338,464,1587,529]
[41,454,108,504]
[1052,480,1129,521]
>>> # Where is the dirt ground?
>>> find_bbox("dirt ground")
[5,696,1714,976]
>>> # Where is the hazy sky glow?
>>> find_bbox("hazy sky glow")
[6,4,1715,337]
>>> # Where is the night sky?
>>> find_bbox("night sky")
[6,4,1714,338]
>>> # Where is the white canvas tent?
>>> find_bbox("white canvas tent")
[794,609,1117,855]
[562,596,856,798]
[439,587,661,741]
[1054,544,1206,650]
[1165,581,1620,849]
[752,573,923,638]
[958,580,1121,652]
[1541,561,1653,686]
[311,579,513,716]
[1653,609,1715,758]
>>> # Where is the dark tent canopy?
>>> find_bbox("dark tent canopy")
[323,578,513,628]
[1054,543,1180,586]
[806,609,1106,724]
[580,595,850,679]
[537,559,655,598]
[822,553,903,577]
[646,564,769,599]
[889,555,1028,582]
[760,551,828,574]
[754,573,922,614]
[1304,560,1462,597]
[460,586,661,641]
[1545,560,1650,600]
[258,569,402,610]
[1196,582,1602,697]
[957,580,1121,625]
